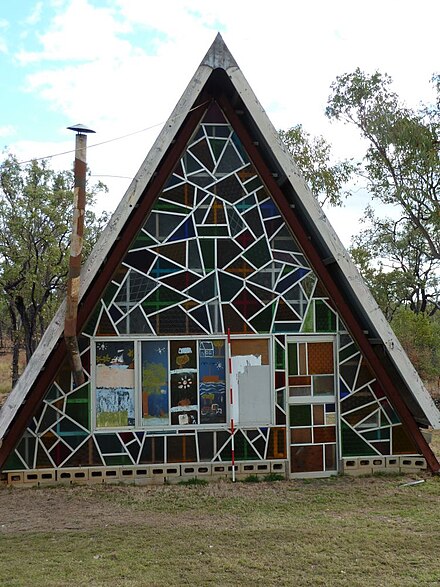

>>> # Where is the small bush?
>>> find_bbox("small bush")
[263,473,285,482]
[178,477,208,486]
[242,475,260,483]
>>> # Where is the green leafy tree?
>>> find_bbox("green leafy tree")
[350,207,440,319]
[279,124,356,206]
[0,154,108,384]
[326,69,440,297]
[391,307,440,381]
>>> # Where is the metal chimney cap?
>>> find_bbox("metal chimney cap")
[67,123,96,134]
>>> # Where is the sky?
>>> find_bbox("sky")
[1,0,439,246]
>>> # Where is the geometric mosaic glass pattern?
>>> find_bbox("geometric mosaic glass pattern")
[339,333,417,456]
[89,102,338,338]
[2,101,420,472]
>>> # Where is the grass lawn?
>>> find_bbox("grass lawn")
[1,470,440,587]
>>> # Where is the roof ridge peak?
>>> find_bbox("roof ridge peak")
[201,32,238,69]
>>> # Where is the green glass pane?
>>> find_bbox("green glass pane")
[16,434,36,468]
[339,342,358,362]
[363,427,390,441]
[104,455,133,466]
[3,451,24,471]
[209,138,227,161]
[250,303,276,333]
[102,282,118,307]
[275,341,285,370]
[289,404,311,427]
[315,300,336,332]
[130,231,157,249]
[68,384,89,402]
[142,286,185,314]
[197,226,229,237]
[65,401,89,430]
[218,272,243,301]
[300,303,314,333]
[341,422,377,457]
[200,239,215,273]
[233,432,259,461]
[287,344,298,376]
[155,200,190,214]
[243,238,271,267]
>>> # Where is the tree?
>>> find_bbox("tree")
[326,69,440,316]
[391,307,440,382]
[279,124,356,207]
[0,154,108,384]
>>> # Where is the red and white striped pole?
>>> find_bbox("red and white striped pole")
[227,328,236,482]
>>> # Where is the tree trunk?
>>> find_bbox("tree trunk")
[8,303,20,387]
[14,296,37,363]
[11,338,20,387]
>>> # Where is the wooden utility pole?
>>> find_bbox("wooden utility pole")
[65,124,95,386]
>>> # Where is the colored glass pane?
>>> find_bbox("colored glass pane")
[341,422,377,457]
[341,388,375,414]
[275,340,285,370]
[291,445,323,473]
[315,300,337,332]
[289,404,312,427]
[308,342,333,374]
[287,344,298,376]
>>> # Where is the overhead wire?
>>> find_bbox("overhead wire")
[16,100,210,166]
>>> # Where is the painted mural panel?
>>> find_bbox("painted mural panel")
[169,340,198,425]
[95,341,135,427]
[142,341,169,426]
[199,339,226,424]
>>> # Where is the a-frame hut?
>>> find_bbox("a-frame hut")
[1,35,439,485]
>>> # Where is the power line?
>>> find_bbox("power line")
[17,100,210,166]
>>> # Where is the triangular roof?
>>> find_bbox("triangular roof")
[0,34,439,471]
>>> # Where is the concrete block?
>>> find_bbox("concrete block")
[400,456,427,472]
[385,456,400,470]
[56,468,89,484]
[371,457,386,473]
[88,467,106,484]
[7,471,25,487]
[270,461,287,474]
[181,464,212,478]
[23,469,56,486]
[211,464,228,478]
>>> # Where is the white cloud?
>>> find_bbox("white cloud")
[7,0,440,245]
[16,0,132,64]
[25,2,44,26]
[0,125,16,138]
